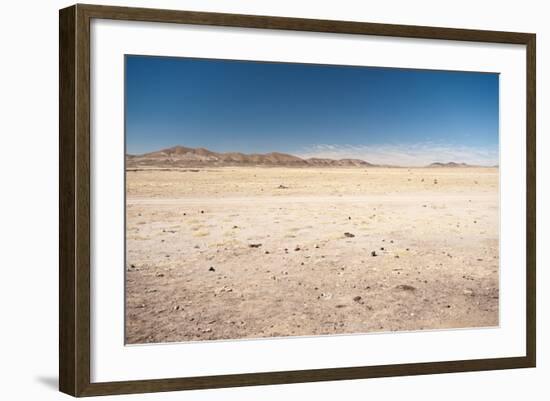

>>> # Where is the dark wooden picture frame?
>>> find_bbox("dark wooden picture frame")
[59,3,536,397]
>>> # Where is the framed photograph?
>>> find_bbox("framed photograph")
[59,4,536,397]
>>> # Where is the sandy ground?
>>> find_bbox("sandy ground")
[125,167,499,344]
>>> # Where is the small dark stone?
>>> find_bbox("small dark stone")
[265,251,270,254]
[344,232,355,238]
[130,264,135,268]
[249,243,262,248]
[353,296,362,302]
[348,216,351,220]
[200,210,205,214]
[380,247,385,251]
[208,266,216,272]
[294,246,301,251]
[371,251,377,257]
[396,284,416,291]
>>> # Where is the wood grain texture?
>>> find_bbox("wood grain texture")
[525,35,536,367]
[59,5,76,396]
[59,3,536,397]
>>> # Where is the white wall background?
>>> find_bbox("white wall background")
[0,0,546,399]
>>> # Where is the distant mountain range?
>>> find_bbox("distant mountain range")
[428,162,470,168]
[126,146,488,169]
[126,146,376,168]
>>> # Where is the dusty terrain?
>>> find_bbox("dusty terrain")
[125,167,499,344]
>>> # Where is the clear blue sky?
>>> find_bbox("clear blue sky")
[125,55,499,166]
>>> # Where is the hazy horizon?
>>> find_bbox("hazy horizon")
[126,55,499,166]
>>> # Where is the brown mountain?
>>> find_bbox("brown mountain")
[126,146,376,168]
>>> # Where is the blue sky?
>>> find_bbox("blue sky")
[125,55,499,166]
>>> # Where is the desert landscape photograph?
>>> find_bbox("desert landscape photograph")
[125,55,499,344]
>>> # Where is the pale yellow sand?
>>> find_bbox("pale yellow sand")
[125,167,499,344]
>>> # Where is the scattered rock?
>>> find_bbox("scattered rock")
[344,232,355,238]
[217,285,233,294]
[353,296,362,302]
[232,225,238,229]
[130,264,135,268]
[208,266,216,272]
[249,243,262,248]
[264,251,270,254]
[200,210,205,214]
[380,247,385,251]
[434,179,438,184]
[278,185,289,189]
[155,273,165,277]
[371,251,377,257]
[348,216,352,220]
[294,246,301,251]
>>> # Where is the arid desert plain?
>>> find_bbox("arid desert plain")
[125,166,499,344]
